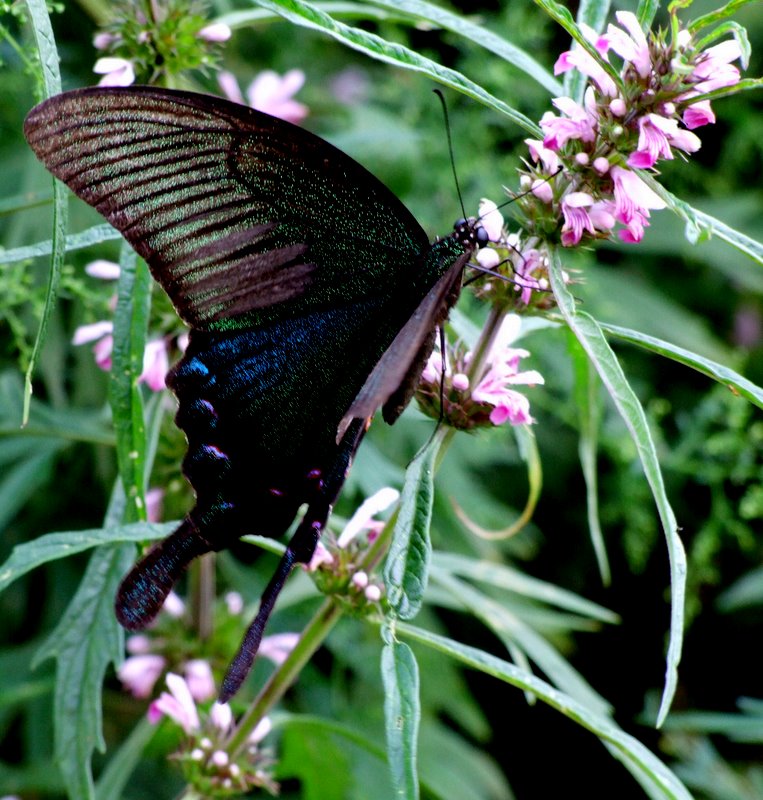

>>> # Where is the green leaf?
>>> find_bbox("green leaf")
[109,244,151,522]
[0,224,121,265]
[642,176,763,266]
[33,543,136,800]
[384,435,439,620]
[431,551,619,623]
[381,632,420,800]
[429,568,612,716]
[255,0,541,136]
[0,522,174,594]
[568,330,610,584]
[599,322,763,412]
[21,0,67,426]
[549,249,686,728]
[399,624,694,800]
[363,0,562,95]
[94,717,159,800]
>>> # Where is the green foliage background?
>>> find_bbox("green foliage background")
[1,0,763,798]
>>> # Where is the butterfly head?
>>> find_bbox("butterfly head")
[453,217,490,250]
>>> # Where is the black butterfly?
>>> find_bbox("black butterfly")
[24,86,487,700]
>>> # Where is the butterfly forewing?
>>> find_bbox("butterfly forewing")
[24,86,431,330]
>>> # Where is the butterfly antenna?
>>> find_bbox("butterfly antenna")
[433,89,467,221]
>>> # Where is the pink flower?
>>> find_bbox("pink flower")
[525,138,561,173]
[306,541,334,571]
[258,632,299,666]
[224,591,244,615]
[478,198,504,242]
[554,24,617,97]
[149,673,200,733]
[163,591,186,618]
[627,114,701,168]
[218,69,308,123]
[683,100,715,129]
[118,654,166,698]
[541,96,598,150]
[72,320,113,347]
[611,165,666,233]
[184,659,216,702]
[598,11,652,79]
[561,192,596,246]
[690,40,742,93]
[93,32,120,50]
[139,339,169,391]
[471,316,544,425]
[210,701,233,733]
[94,57,135,87]
[197,22,231,42]
[85,259,120,280]
[337,487,399,548]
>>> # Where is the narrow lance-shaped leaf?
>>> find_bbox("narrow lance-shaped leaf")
[384,433,440,620]
[21,0,67,425]
[548,248,686,727]
[568,330,609,585]
[399,624,694,800]
[381,626,421,800]
[256,0,541,135]
[109,244,151,522]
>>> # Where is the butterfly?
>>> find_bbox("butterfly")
[24,86,487,700]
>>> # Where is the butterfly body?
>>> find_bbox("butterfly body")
[24,86,484,698]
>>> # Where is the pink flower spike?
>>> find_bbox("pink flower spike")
[150,673,200,734]
[524,138,560,172]
[247,69,308,124]
[683,100,715,129]
[72,320,113,346]
[197,22,231,42]
[259,632,299,666]
[93,57,135,87]
[126,634,152,654]
[140,340,169,392]
[365,584,382,602]
[210,702,233,732]
[352,571,369,589]
[337,487,399,548]
[117,654,166,698]
[184,659,216,702]
[85,259,120,280]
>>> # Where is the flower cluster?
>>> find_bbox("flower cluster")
[306,487,396,608]
[416,314,544,430]
[149,673,278,796]
[91,0,231,86]
[519,11,741,248]
[472,11,744,313]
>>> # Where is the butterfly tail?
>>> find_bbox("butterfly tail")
[116,518,210,630]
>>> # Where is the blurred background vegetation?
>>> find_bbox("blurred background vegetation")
[1,0,763,798]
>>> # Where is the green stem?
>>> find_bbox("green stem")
[189,553,215,641]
